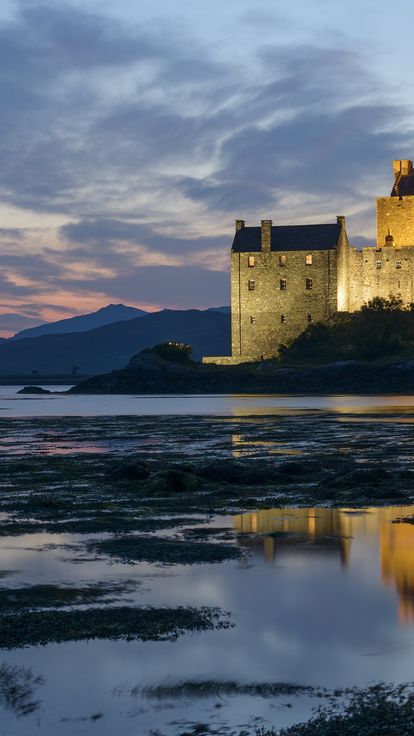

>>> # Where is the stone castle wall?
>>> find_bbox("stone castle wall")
[229,247,337,362]
[348,244,414,311]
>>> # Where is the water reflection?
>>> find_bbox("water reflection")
[381,522,414,623]
[3,387,414,417]
[234,507,414,626]
[231,434,305,457]
[4,507,414,734]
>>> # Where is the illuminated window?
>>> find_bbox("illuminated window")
[306,254,313,265]
[307,314,313,323]
[280,278,287,290]
[248,256,255,267]
[248,279,255,290]
[279,255,286,266]
[376,261,382,269]
[396,261,402,269]
[250,315,256,324]
[281,314,287,323]
[306,278,313,290]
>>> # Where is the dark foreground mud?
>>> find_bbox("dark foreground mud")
[0,606,231,649]
[1,413,414,538]
[88,535,242,565]
[262,684,414,736]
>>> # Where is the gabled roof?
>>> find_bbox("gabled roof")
[232,223,341,252]
[391,174,414,197]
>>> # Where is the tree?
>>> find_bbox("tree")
[361,295,405,312]
[143,342,193,363]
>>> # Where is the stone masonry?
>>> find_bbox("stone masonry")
[203,160,414,364]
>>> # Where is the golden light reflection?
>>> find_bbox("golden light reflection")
[381,522,414,624]
[231,434,305,458]
[233,506,414,624]
[234,508,352,566]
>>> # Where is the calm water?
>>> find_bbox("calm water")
[2,506,414,734]
[2,385,414,416]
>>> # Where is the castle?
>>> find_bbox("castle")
[204,159,414,364]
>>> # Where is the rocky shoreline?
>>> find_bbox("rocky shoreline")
[66,350,414,395]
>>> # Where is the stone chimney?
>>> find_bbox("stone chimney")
[393,159,413,177]
[261,220,272,252]
[235,219,245,232]
[337,215,346,227]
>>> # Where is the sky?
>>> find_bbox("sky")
[0,0,413,336]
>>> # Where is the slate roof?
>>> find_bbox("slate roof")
[232,223,341,252]
[391,174,414,197]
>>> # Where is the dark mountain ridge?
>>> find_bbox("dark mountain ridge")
[0,309,231,375]
[11,303,147,341]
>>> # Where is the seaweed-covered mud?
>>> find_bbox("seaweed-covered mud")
[261,684,414,736]
[1,412,414,535]
[0,605,231,649]
[1,411,414,734]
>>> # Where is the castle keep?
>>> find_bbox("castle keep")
[204,159,414,364]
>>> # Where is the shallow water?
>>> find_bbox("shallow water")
[2,386,414,417]
[2,506,414,734]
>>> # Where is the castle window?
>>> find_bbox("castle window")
[396,260,402,269]
[376,261,382,269]
[248,256,255,267]
[279,255,286,266]
[306,278,313,290]
[248,279,255,290]
[250,315,256,324]
[305,254,313,265]
[307,314,313,323]
[280,278,287,290]
[281,314,287,323]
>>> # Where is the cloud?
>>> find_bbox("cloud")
[0,312,44,333]
[0,228,25,240]
[0,3,235,215]
[1,4,411,221]
[0,2,413,333]
[85,265,230,309]
[177,45,414,214]
[59,218,227,256]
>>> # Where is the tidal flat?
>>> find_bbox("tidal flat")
[1,409,414,734]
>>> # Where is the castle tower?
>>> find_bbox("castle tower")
[377,159,414,247]
[347,158,414,311]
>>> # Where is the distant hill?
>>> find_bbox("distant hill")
[206,306,231,313]
[0,309,231,375]
[11,304,147,341]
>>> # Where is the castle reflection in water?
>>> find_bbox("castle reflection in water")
[233,507,414,625]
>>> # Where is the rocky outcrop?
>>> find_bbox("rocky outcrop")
[17,386,51,394]
[69,350,414,394]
